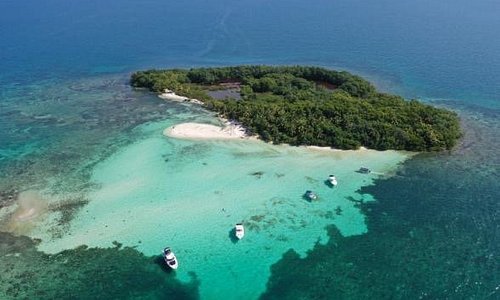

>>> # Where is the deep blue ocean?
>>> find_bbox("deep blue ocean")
[2,0,500,107]
[1,0,499,299]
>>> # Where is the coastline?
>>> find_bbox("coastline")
[163,122,406,156]
[163,122,414,156]
[158,89,204,105]
[306,145,369,153]
[134,66,461,152]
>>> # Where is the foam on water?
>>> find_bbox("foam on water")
[31,118,409,299]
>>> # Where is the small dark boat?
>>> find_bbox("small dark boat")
[358,167,371,174]
[305,190,318,201]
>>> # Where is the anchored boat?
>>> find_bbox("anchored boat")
[328,175,338,186]
[235,223,245,239]
[162,247,178,270]
[305,190,318,201]
[358,167,371,174]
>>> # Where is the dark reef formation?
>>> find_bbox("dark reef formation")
[259,106,499,299]
[0,232,199,299]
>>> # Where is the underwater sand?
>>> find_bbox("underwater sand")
[27,118,410,299]
[1,190,48,235]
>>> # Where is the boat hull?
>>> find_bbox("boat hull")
[235,224,245,239]
[164,257,178,269]
[163,248,179,270]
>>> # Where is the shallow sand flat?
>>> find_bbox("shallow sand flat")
[164,122,249,140]
[30,120,410,299]
[1,190,48,235]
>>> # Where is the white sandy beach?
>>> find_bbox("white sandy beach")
[158,89,203,105]
[306,145,369,152]
[164,122,250,140]
[164,123,386,156]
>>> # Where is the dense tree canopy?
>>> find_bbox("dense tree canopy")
[131,66,461,151]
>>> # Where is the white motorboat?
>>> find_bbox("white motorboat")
[305,190,318,201]
[328,175,338,186]
[162,247,178,270]
[235,223,245,239]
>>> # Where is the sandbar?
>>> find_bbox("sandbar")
[164,122,251,140]
[1,190,48,235]
[306,145,369,153]
[158,89,203,105]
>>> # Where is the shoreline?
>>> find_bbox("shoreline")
[305,145,369,153]
[157,89,416,155]
[163,122,414,156]
[158,89,204,105]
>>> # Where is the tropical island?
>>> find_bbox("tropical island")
[130,65,461,151]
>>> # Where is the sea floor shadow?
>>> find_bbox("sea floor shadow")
[324,180,334,188]
[355,169,372,174]
[228,228,239,244]
[302,194,318,203]
[153,255,174,274]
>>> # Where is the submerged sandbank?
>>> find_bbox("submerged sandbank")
[31,133,410,299]
[164,122,251,140]
[1,190,48,234]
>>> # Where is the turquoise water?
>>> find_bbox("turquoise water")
[25,110,408,299]
[1,0,499,299]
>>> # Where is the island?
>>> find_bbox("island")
[131,65,461,151]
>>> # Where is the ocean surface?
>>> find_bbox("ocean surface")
[0,0,499,299]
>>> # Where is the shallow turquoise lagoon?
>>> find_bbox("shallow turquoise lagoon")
[24,113,409,299]
[1,0,498,297]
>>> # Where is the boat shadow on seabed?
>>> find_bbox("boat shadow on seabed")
[153,256,175,274]
[228,228,239,244]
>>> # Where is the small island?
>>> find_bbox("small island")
[131,65,461,151]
